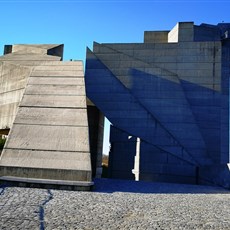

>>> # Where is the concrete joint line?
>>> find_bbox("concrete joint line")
[13,123,88,128]
[24,94,86,96]
[31,76,83,78]
[4,147,90,153]
[19,106,87,109]
[0,87,25,95]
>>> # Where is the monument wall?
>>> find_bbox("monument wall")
[0,22,230,189]
[0,45,93,190]
[85,22,230,188]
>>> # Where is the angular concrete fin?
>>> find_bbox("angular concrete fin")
[91,43,210,165]
[93,43,180,84]
[128,68,211,165]
[180,79,222,163]
[85,51,198,165]
[91,43,210,163]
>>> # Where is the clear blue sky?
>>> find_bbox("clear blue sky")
[1,0,230,61]
[1,0,230,154]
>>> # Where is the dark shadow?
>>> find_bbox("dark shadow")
[93,178,230,194]
[85,50,229,190]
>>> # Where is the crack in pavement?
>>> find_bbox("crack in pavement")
[0,183,8,196]
[39,189,53,230]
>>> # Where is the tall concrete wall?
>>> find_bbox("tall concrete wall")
[85,22,230,188]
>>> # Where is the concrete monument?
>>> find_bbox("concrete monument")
[0,45,94,190]
[85,22,230,188]
[1,22,230,190]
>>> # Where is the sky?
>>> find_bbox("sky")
[1,0,230,155]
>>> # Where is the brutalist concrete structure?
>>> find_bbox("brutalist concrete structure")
[85,22,230,188]
[1,21,230,190]
[0,44,94,190]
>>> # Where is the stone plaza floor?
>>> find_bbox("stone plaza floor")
[0,178,230,229]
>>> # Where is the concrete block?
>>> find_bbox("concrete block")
[28,77,85,85]
[5,124,90,152]
[30,70,83,77]
[20,95,87,108]
[0,166,92,182]
[34,65,83,71]
[14,107,88,126]
[12,45,47,55]
[144,31,169,43]
[25,85,86,96]
[0,53,61,61]
[0,149,91,171]
[41,61,83,66]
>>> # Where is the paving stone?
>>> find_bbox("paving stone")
[0,179,230,229]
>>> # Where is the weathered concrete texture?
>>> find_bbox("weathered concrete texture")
[0,45,93,189]
[85,22,230,188]
[20,95,87,108]
[0,45,63,130]
[144,31,169,43]
[0,62,31,130]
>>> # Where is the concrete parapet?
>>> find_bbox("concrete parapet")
[144,31,169,43]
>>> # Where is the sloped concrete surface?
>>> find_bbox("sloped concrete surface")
[0,179,229,229]
[0,45,92,188]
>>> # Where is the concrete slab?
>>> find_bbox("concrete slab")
[25,85,86,96]
[0,176,93,187]
[0,149,91,170]
[30,70,83,77]
[20,95,87,108]
[28,77,85,85]
[5,124,90,152]
[14,107,88,126]
[0,46,92,188]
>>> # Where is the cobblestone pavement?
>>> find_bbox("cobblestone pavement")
[1,178,230,230]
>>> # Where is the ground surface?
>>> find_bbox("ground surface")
[0,178,230,230]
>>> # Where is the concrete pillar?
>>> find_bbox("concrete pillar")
[95,112,104,178]
[132,137,141,181]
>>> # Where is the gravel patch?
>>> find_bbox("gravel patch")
[0,178,230,229]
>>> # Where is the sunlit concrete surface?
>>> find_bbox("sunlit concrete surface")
[0,45,93,189]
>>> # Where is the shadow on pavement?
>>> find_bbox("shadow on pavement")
[93,178,230,194]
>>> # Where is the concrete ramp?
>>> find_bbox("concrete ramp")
[0,61,93,190]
